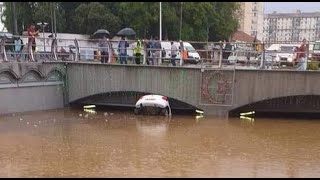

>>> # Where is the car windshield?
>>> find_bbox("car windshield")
[280,46,294,52]
[313,43,320,50]
[185,45,196,53]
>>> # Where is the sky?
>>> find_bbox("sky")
[264,2,320,13]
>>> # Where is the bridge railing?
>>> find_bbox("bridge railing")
[1,35,319,71]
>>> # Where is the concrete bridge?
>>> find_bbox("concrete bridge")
[1,62,320,116]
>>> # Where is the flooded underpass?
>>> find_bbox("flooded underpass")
[1,107,320,177]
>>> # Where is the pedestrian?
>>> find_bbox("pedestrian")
[27,22,39,61]
[170,41,178,66]
[147,36,154,65]
[118,36,129,64]
[153,36,161,65]
[98,35,109,64]
[133,39,142,64]
[296,38,308,71]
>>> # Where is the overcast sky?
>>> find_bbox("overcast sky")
[264,2,320,14]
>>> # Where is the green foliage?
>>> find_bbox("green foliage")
[2,2,240,41]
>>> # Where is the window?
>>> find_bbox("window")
[253,12,257,17]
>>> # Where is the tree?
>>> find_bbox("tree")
[73,2,121,35]
[2,2,240,42]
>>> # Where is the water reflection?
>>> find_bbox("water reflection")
[135,116,171,138]
[0,108,320,177]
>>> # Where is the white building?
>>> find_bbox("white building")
[263,10,320,43]
[238,2,264,41]
[0,2,6,32]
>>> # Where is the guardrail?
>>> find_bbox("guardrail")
[0,35,319,71]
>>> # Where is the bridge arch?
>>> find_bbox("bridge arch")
[20,69,44,83]
[229,95,320,116]
[0,69,18,84]
[70,91,201,111]
[0,69,19,80]
[46,68,65,82]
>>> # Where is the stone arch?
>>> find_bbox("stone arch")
[19,69,43,83]
[70,91,201,111]
[0,69,19,80]
[0,69,18,84]
[46,68,65,82]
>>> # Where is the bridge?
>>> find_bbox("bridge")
[1,62,320,116]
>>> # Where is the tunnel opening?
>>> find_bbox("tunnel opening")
[229,95,320,119]
[70,91,202,116]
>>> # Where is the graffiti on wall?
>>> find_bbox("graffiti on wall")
[200,70,234,105]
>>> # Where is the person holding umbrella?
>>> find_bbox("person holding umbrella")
[118,36,129,64]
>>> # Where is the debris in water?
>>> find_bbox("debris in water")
[104,112,108,116]
[79,114,83,117]
[34,125,38,127]
[27,122,29,125]
[110,113,114,116]
[105,119,108,122]
[84,114,89,118]
[19,118,23,121]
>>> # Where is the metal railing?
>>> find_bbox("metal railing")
[1,35,319,71]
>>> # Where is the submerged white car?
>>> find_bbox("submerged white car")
[134,95,172,116]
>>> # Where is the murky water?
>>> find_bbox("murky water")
[1,108,320,178]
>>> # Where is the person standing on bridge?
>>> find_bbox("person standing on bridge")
[296,38,308,71]
[170,41,178,66]
[153,36,161,65]
[27,23,39,62]
[98,35,109,64]
[118,36,129,64]
[133,39,143,64]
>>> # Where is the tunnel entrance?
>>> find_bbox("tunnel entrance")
[70,91,201,115]
[229,95,320,119]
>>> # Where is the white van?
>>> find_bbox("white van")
[160,41,201,64]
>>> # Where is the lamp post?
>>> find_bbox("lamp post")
[180,2,183,40]
[159,2,162,41]
[37,22,48,52]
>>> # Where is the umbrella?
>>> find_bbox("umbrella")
[91,29,110,39]
[116,28,136,37]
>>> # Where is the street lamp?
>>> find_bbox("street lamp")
[37,22,48,52]
[159,2,162,41]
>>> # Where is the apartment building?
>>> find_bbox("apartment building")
[0,2,6,32]
[263,10,320,43]
[238,2,264,41]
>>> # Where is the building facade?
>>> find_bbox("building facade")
[0,2,6,32]
[263,10,320,43]
[238,2,264,41]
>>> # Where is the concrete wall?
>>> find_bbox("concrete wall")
[231,70,320,110]
[0,62,66,115]
[67,63,202,109]
[0,85,64,114]
[67,63,320,116]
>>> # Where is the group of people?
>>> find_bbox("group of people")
[97,35,179,66]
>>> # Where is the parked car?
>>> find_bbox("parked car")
[134,95,172,116]
[312,41,320,61]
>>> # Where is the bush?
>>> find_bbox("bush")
[307,61,319,70]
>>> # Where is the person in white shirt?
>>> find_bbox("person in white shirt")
[170,42,178,66]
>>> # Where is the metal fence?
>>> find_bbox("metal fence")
[1,35,319,71]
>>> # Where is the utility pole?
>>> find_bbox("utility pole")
[12,2,18,35]
[159,2,162,41]
[180,2,183,40]
[53,2,57,37]
[50,2,54,37]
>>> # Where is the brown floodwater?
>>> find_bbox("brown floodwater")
[0,108,320,178]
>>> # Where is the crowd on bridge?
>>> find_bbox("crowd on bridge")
[0,22,311,71]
